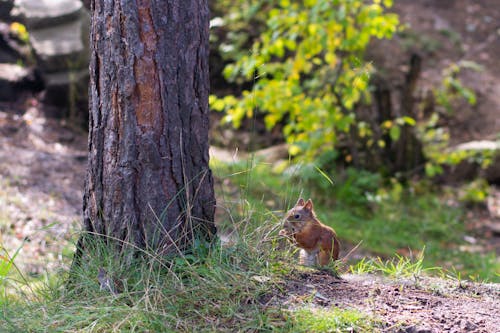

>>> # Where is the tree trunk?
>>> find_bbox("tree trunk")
[80,0,215,255]
[372,54,425,176]
[394,53,425,175]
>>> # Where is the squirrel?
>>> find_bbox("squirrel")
[279,198,340,266]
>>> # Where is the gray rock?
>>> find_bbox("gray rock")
[43,68,88,107]
[399,325,434,333]
[454,140,500,151]
[0,63,42,100]
[4,0,90,114]
[11,0,82,29]
[0,62,30,81]
[449,140,500,184]
[29,12,89,73]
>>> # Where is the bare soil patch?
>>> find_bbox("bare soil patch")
[274,270,500,332]
[0,98,86,274]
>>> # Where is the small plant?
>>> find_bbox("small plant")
[9,22,29,44]
[444,267,466,289]
[349,257,376,275]
[458,179,490,206]
[419,60,487,177]
[0,243,24,292]
[289,307,380,332]
[372,252,426,280]
[350,248,438,282]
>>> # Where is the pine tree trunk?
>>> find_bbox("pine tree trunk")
[80,0,215,254]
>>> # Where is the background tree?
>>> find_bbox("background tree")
[209,0,486,180]
[78,0,216,256]
[210,0,419,172]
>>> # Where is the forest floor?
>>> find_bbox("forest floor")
[0,0,499,331]
[0,97,86,274]
[274,270,500,332]
[1,97,499,332]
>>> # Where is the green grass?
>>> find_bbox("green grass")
[0,181,381,332]
[0,231,384,332]
[288,307,380,332]
[349,252,431,279]
[211,159,500,282]
[1,233,290,332]
[1,158,498,332]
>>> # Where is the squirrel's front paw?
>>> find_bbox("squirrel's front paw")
[279,229,288,236]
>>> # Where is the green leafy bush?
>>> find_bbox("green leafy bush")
[419,61,487,177]
[211,0,399,160]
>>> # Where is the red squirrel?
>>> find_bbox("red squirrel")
[280,198,340,266]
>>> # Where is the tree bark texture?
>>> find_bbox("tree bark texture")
[83,0,215,253]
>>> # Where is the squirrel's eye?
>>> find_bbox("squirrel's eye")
[294,214,300,219]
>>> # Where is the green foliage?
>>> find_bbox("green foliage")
[211,0,399,160]
[349,248,435,280]
[0,243,23,291]
[9,22,30,44]
[290,162,382,211]
[419,61,487,177]
[289,307,379,332]
[458,179,490,205]
[210,0,268,64]
[334,168,382,208]
[434,61,481,113]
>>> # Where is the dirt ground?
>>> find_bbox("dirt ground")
[273,270,500,333]
[0,97,86,274]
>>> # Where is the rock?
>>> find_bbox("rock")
[459,319,478,331]
[0,63,42,101]
[0,62,30,80]
[29,14,89,73]
[454,141,500,151]
[209,143,289,164]
[42,68,89,111]
[485,222,500,236]
[11,0,82,29]
[253,143,289,163]
[448,141,500,184]
[10,0,91,116]
[210,146,244,163]
[399,325,434,333]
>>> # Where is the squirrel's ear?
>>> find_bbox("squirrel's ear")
[304,199,313,211]
[297,198,305,206]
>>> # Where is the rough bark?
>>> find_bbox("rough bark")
[80,0,215,254]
